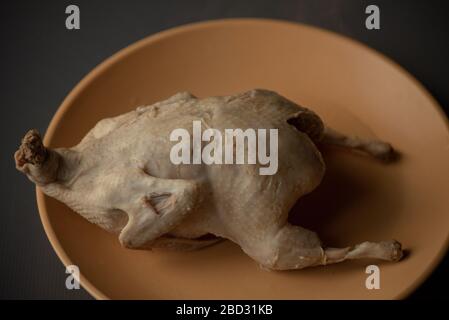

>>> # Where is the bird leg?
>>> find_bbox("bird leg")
[320,127,396,162]
[322,240,403,265]
[240,224,403,270]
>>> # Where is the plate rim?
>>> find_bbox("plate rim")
[35,17,449,300]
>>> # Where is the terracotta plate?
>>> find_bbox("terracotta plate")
[37,19,449,299]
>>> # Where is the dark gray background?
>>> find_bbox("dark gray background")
[1,0,448,299]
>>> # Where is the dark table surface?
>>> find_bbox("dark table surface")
[1,0,448,299]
